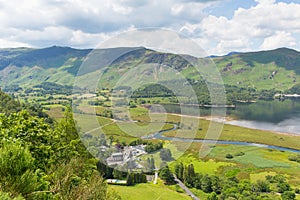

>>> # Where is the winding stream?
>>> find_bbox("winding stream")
[147,125,300,153]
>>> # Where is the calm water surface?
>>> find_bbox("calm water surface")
[160,100,300,135]
[226,116,300,135]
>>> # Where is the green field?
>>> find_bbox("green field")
[206,145,300,185]
[45,102,300,152]
[162,114,300,151]
[44,104,66,120]
[34,100,300,198]
[109,180,191,200]
[169,153,234,175]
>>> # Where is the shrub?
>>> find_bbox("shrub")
[281,191,296,200]
[234,152,245,156]
[226,154,234,159]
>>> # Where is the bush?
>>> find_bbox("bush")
[277,182,291,193]
[281,191,296,200]
[226,154,234,159]
[159,166,175,184]
[234,152,245,156]
[254,180,270,193]
[0,192,24,200]
[288,154,300,162]
[0,141,45,199]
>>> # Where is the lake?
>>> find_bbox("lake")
[227,99,300,134]
[152,124,300,153]
[225,117,300,135]
[156,100,300,135]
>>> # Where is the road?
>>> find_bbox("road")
[173,174,200,200]
[153,171,158,184]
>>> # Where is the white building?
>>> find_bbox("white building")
[107,152,124,166]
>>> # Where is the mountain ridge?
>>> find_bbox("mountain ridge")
[0,46,300,92]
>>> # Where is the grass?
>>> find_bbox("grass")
[213,56,299,91]
[162,115,300,151]
[41,102,300,190]
[44,104,65,120]
[109,180,191,200]
[205,144,300,186]
[74,112,174,144]
[73,109,300,186]
[169,153,233,175]
[206,145,298,168]
[3,47,300,92]
[250,171,277,183]
[189,188,209,199]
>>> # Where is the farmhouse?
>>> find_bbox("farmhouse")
[106,145,147,167]
[107,152,124,166]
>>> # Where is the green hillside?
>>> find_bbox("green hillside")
[213,50,300,91]
[1,46,300,94]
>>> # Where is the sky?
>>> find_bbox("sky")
[0,0,300,55]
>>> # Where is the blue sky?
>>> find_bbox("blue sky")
[0,0,300,55]
[204,0,256,18]
[206,0,298,18]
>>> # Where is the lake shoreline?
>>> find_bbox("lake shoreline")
[150,112,300,137]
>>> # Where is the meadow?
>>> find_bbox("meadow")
[109,180,191,200]
[36,97,300,198]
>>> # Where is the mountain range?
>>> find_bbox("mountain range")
[1,46,300,92]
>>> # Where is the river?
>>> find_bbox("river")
[149,124,300,153]
[146,100,300,153]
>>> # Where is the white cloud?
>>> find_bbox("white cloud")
[9,26,111,48]
[211,38,251,55]
[69,30,111,48]
[260,31,297,50]
[0,0,212,49]
[0,38,31,48]
[0,0,299,55]
[190,0,300,54]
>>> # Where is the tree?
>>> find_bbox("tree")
[147,157,155,172]
[113,169,124,180]
[237,180,251,194]
[133,173,147,184]
[273,174,286,183]
[254,180,270,193]
[184,164,195,187]
[277,182,291,193]
[0,90,121,200]
[193,173,203,189]
[57,106,79,141]
[174,162,184,181]
[187,164,195,178]
[211,175,222,194]
[0,141,45,199]
[49,157,121,200]
[207,192,218,200]
[160,148,173,161]
[281,191,296,200]
[159,166,174,184]
[126,173,134,186]
[201,174,212,193]
[0,192,24,200]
